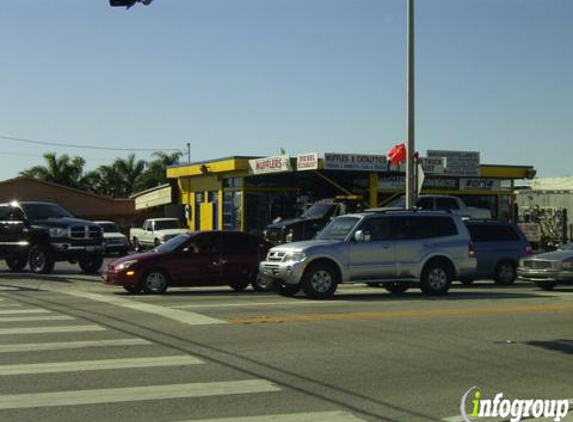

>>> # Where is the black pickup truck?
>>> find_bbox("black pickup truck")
[264,197,363,244]
[0,201,104,274]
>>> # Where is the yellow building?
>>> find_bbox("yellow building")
[166,152,535,234]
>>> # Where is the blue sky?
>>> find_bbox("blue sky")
[0,0,571,179]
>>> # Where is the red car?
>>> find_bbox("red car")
[103,231,273,294]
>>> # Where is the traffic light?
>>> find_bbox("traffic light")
[109,0,154,8]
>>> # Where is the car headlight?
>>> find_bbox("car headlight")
[49,227,67,238]
[116,260,138,271]
[561,261,573,270]
[283,252,306,262]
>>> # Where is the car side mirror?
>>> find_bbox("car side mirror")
[354,230,365,242]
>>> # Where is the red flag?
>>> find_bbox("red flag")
[387,143,407,165]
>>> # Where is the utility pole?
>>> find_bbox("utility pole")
[405,0,417,209]
[186,142,191,228]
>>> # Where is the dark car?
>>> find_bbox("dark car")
[264,197,363,244]
[0,201,103,274]
[517,243,573,290]
[103,231,273,294]
[461,220,532,285]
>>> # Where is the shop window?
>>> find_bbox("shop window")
[223,191,242,231]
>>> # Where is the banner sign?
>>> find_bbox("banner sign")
[518,223,542,242]
[427,150,480,176]
[378,175,459,191]
[249,154,292,175]
[296,152,319,171]
[460,178,500,191]
[324,153,387,171]
[419,157,446,174]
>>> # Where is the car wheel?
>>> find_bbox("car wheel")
[384,282,409,294]
[28,245,55,274]
[301,262,339,299]
[141,269,169,294]
[6,255,28,272]
[420,261,452,296]
[251,271,272,292]
[459,278,474,285]
[270,279,300,297]
[494,261,516,285]
[79,255,104,274]
[123,285,141,294]
[230,280,250,291]
[534,281,556,291]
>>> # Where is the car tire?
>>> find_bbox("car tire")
[123,285,141,294]
[301,262,339,299]
[420,260,452,296]
[384,282,409,294]
[493,261,516,285]
[270,279,300,297]
[534,281,556,291]
[79,255,104,274]
[459,278,474,286]
[28,245,55,274]
[230,280,250,291]
[6,255,28,272]
[141,269,169,294]
[251,271,272,292]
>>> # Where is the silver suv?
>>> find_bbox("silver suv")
[259,210,476,299]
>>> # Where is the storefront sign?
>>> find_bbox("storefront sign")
[460,178,500,191]
[296,152,319,171]
[518,223,542,242]
[249,154,292,175]
[427,150,480,177]
[419,157,446,174]
[378,175,459,191]
[324,153,387,171]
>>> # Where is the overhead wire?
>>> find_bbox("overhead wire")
[0,135,182,152]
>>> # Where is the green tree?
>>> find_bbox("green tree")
[20,152,88,189]
[135,151,182,192]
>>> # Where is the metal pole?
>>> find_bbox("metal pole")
[186,142,191,228]
[406,0,416,209]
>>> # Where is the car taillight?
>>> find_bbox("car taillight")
[525,246,534,256]
[468,242,476,258]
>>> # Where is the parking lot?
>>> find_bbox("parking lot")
[0,258,571,422]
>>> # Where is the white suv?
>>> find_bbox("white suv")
[259,210,476,299]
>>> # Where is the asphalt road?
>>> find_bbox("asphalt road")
[0,259,571,422]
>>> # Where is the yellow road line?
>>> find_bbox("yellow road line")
[229,304,573,325]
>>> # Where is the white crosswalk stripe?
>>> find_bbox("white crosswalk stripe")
[0,355,203,375]
[0,338,151,353]
[0,308,50,315]
[0,315,73,323]
[0,325,105,335]
[180,411,369,422]
[0,380,281,409]
[0,303,22,308]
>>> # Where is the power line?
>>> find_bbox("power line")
[0,135,182,152]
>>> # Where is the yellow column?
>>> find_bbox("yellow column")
[369,172,379,208]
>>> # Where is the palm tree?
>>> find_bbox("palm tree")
[112,154,147,197]
[135,151,182,192]
[20,152,87,189]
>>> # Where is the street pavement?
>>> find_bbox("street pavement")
[0,259,571,422]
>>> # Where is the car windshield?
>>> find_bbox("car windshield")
[316,216,360,241]
[152,233,192,253]
[21,203,74,220]
[302,203,334,219]
[154,220,181,230]
[98,223,119,233]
